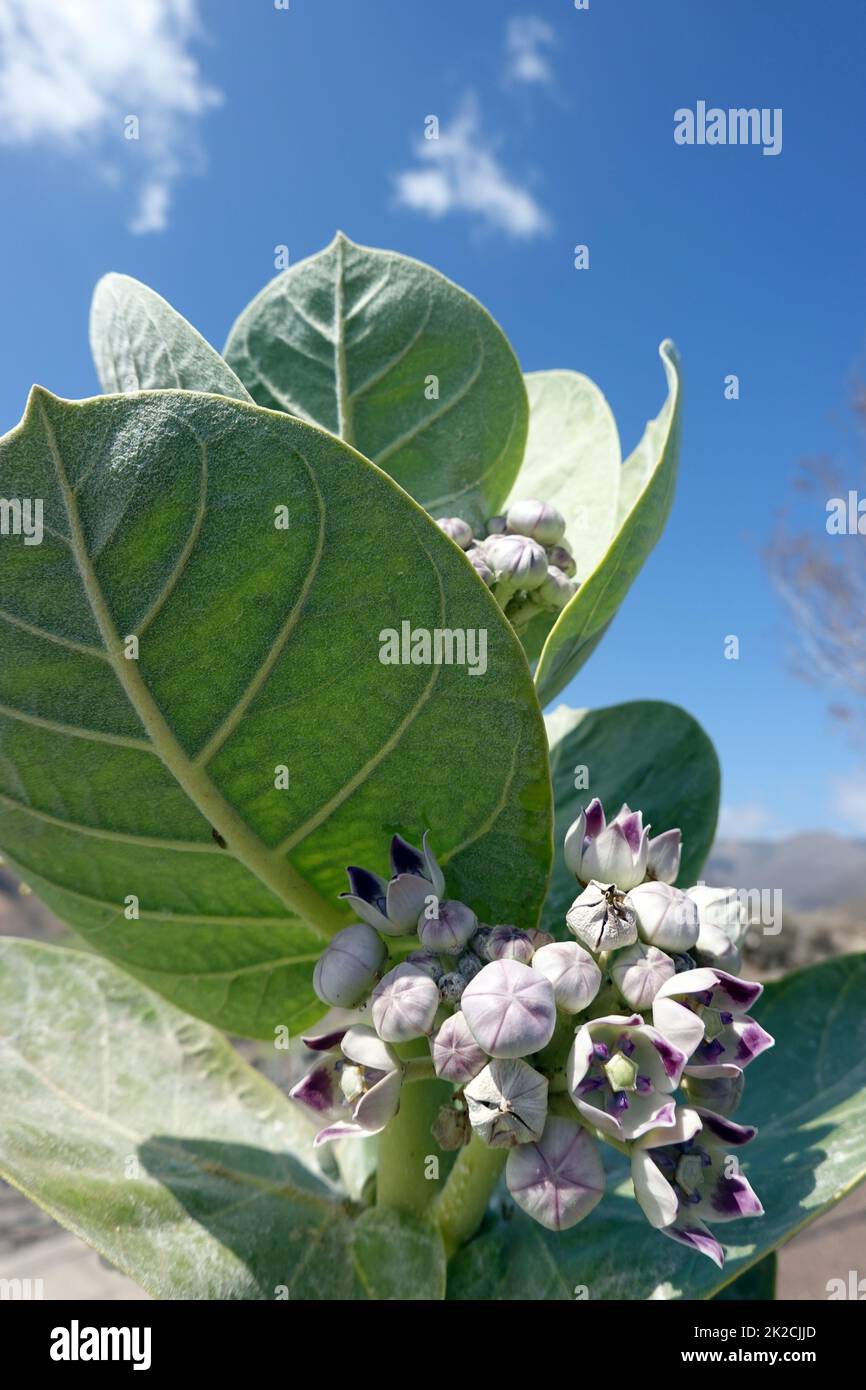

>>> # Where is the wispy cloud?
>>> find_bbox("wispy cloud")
[717,802,790,840]
[832,772,866,835]
[393,96,551,240]
[504,16,556,88]
[0,0,221,233]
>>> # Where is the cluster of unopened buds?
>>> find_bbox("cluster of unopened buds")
[435,498,578,630]
[291,803,773,1267]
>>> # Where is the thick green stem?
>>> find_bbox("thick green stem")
[376,1041,448,1217]
[432,1136,506,1258]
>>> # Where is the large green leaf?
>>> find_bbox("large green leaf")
[504,371,621,666]
[224,233,528,530]
[351,1207,446,1300]
[90,273,252,402]
[543,700,720,935]
[533,341,681,706]
[0,387,551,1038]
[0,938,362,1300]
[447,953,866,1299]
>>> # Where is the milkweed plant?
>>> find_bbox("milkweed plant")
[0,235,863,1302]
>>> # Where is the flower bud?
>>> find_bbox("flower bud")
[688,885,747,973]
[438,971,466,1004]
[629,881,699,952]
[527,928,554,952]
[505,1116,604,1231]
[465,545,494,586]
[506,498,567,546]
[486,514,507,535]
[432,1103,471,1151]
[371,962,439,1043]
[546,542,576,578]
[533,565,578,611]
[646,828,682,885]
[485,925,535,964]
[457,950,484,982]
[580,804,649,891]
[531,941,602,1014]
[469,926,492,958]
[610,941,675,1010]
[405,948,444,982]
[563,798,605,879]
[566,880,638,953]
[313,923,387,1008]
[484,533,549,592]
[464,1058,548,1148]
[461,959,557,1059]
[431,1011,488,1084]
[417,898,478,953]
[436,516,474,549]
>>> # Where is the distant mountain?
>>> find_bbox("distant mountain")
[705,834,866,915]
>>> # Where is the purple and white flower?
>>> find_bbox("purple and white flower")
[566,879,638,952]
[340,832,445,936]
[531,941,602,1014]
[652,968,774,1077]
[564,801,650,892]
[505,498,567,546]
[312,922,387,1008]
[646,828,682,885]
[567,1013,686,1141]
[464,1057,549,1148]
[371,962,439,1043]
[630,1105,763,1267]
[688,885,748,973]
[431,1011,488,1084]
[629,880,700,952]
[290,1025,403,1146]
[417,898,478,953]
[506,1115,605,1231]
[461,958,557,1059]
[610,941,676,1011]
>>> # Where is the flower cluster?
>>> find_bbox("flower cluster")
[435,498,578,630]
[290,805,773,1267]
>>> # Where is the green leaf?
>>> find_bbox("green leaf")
[712,1253,776,1300]
[0,387,551,1038]
[543,700,720,934]
[504,371,621,665]
[224,233,528,529]
[0,938,363,1300]
[533,341,681,706]
[447,954,866,1300]
[90,274,252,402]
[351,1207,447,1300]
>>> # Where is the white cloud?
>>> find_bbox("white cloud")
[0,0,221,233]
[831,772,866,835]
[717,802,788,840]
[394,97,550,239]
[504,16,556,87]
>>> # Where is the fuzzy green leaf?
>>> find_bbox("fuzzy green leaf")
[533,341,681,705]
[351,1207,447,1300]
[90,274,252,401]
[0,388,551,1038]
[224,233,528,530]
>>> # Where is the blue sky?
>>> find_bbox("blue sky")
[1,0,864,839]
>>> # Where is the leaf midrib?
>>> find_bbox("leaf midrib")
[36,395,344,942]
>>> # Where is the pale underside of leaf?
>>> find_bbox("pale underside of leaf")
[90,273,252,402]
[533,341,682,706]
[0,939,363,1300]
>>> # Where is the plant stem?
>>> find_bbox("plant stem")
[376,1041,448,1217]
[432,1136,506,1258]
